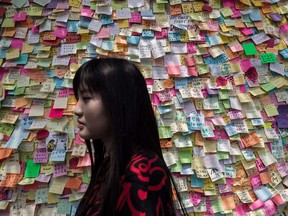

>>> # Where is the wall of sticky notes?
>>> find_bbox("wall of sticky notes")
[0,0,288,215]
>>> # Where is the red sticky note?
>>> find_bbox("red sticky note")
[0,7,6,17]
[216,76,228,86]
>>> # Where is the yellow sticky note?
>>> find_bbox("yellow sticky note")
[264,104,279,117]
[249,87,266,96]
[6,48,20,60]
[28,7,43,16]
[219,7,233,17]
[22,43,35,54]
[1,18,15,27]
[117,19,129,28]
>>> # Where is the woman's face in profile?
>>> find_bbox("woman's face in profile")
[73,86,111,140]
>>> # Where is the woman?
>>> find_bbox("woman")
[73,58,186,216]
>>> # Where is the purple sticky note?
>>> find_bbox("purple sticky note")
[270,13,283,22]
[276,114,288,128]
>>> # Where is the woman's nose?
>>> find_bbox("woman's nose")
[73,101,82,116]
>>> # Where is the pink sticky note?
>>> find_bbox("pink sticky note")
[261,200,276,216]
[187,42,197,54]
[255,158,266,172]
[271,194,285,206]
[240,58,252,72]
[49,106,64,118]
[129,12,141,24]
[81,7,94,17]
[239,84,247,93]
[13,12,27,21]
[187,66,198,76]
[184,57,195,66]
[235,204,250,215]
[231,8,241,18]
[20,67,29,76]
[151,94,161,105]
[208,21,219,31]
[54,27,68,39]
[279,23,288,34]
[11,39,24,51]
[222,0,234,8]
[77,153,91,167]
[155,29,168,39]
[249,199,264,210]
[74,133,85,145]
[241,27,254,36]
[77,183,89,193]
[97,27,110,39]
[167,65,181,76]
[250,174,262,189]
[190,193,201,206]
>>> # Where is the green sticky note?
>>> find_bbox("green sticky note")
[82,170,91,184]
[242,43,258,56]
[178,148,192,163]
[218,90,229,100]
[24,159,40,178]
[260,53,277,63]
[170,161,182,172]
[260,82,276,92]
[153,3,166,13]
[158,126,172,139]
[211,198,225,213]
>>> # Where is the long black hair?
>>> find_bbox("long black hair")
[73,58,187,215]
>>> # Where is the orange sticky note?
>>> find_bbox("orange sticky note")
[65,177,82,189]
[0,148,13,160]
[221,195,236,210]
[259,172,272,184]
[0,173,23,188]
[14,98,28,109]
[241,132,260,147]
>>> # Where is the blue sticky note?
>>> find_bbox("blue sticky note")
[49,149,66,162]
[254,186,272,202]
[79,17,91,28]
[0,47,7,58]
[142,30,155,38]
[157,105,172,114]
[191,175,204,187]
[14,54,28,64]
[126,36,140,45]
[168,32,181,42]
[175,78,188,89]
[67,21,79,32]
[101,40,114,51]
[279,48,288,59]
[224,123,238,136]
[86,43,96,54]
[101,15,113,25]
[45,69,55,78]
[249,9,262,21]
[32,44,40,55]
[4,124,30,149]
[203,54,229,64]
[141,10,154,17]
[53,77,64,89]
[20,116,34,130]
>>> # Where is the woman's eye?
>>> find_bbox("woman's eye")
[82,97,91,102]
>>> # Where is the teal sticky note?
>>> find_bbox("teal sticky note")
[24,159,40,178]
[242,43,258,56]
[259,53,277,64]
